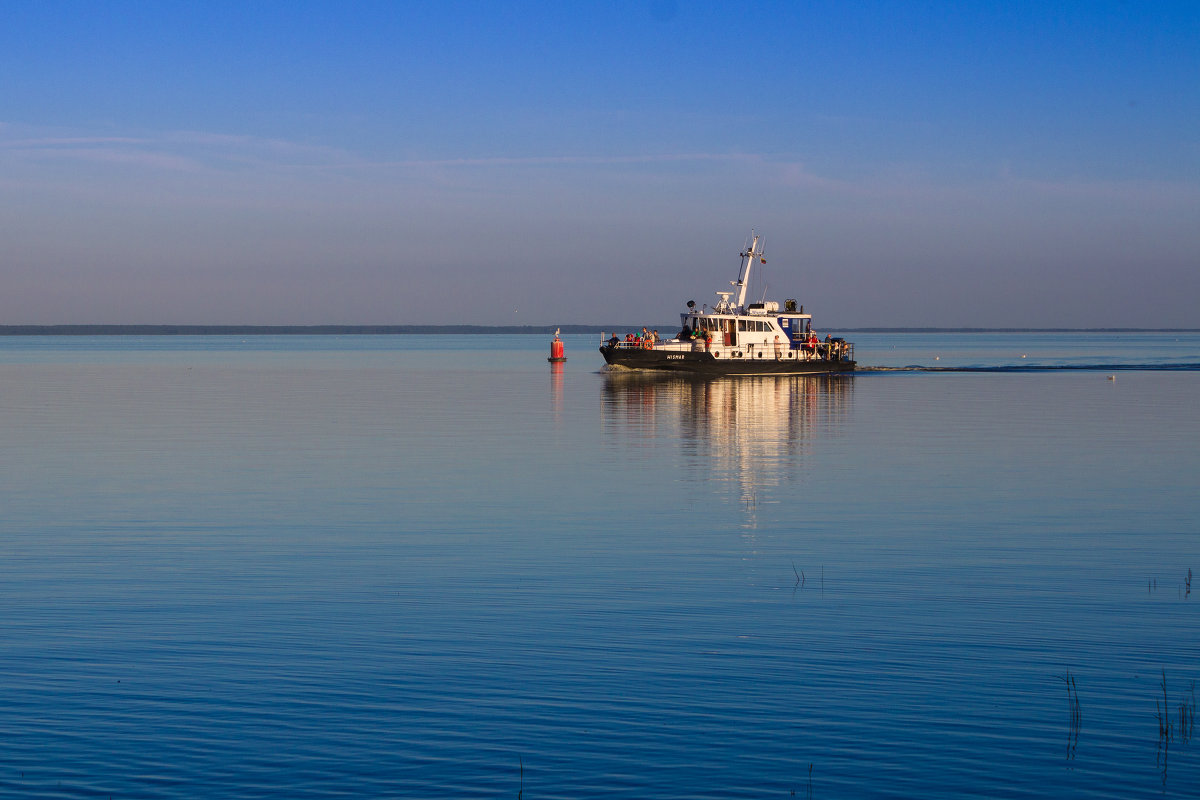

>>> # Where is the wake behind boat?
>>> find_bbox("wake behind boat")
[599,233,855,375]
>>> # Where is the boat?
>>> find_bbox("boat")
[599,233,855,375]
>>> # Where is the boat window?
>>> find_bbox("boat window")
[738,320,748,331]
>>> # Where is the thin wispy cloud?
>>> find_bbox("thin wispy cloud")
[1,125,819,185]
[0,136,148,148]
[0,125,361,173]
[375,152,761,168]
[12,145,204,173]
[7,123,1192,210]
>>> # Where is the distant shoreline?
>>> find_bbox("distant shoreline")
[0,325,1196,336]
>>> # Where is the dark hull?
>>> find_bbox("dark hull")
[600,345,855,375]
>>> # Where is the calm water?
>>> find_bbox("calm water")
[0,332,1197,798]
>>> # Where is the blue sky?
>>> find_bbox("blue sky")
[2,1,1197,326]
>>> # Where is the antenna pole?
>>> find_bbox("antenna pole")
[733,232,762,309]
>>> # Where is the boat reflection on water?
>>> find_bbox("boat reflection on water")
[550,359,565,424]
[601,372,854,526]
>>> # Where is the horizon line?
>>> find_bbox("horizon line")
[0,325,1197,336]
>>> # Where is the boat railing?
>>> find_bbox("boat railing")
[823,341,854,362]
[607,339,693,351]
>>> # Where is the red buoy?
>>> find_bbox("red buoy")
[548,332,566,363]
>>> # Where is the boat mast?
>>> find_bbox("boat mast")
[732,232,763,310]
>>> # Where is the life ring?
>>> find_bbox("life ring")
[713,351,720,358]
